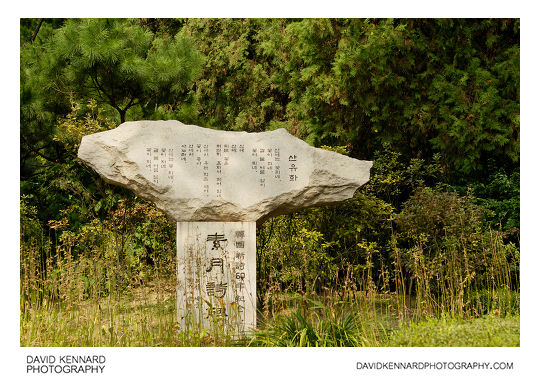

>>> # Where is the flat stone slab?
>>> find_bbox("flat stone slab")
[78,120,372,222]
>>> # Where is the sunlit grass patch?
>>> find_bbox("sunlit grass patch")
[21,288,178,347]
[384,314,520,347]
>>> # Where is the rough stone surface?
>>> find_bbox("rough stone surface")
[78,120,372,222]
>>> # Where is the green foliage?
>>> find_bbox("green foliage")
[23,18,202,124]
[178,19,290,131]
[395,187,519,317]
[20,195,49,308]
[20,18,203,186]
[21,286,182,346]
[362,145,443,206]
[472,166,520,235]
[397,187,484,248]
[259,184,518,320]
[257,146,448,300]
[55,99,116,153]
[21,100,114,228]
[186,18,518,177]
[20,195,43,247]
[257,214,340,294]
[20,99,176,307]
[21,286,519,347]
[257,191,394,297]
[250,298,370,347]
[465,288,520,317]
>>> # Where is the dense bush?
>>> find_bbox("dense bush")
[395,187,519,316]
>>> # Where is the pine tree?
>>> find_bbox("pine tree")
[25,18,202,124]
[21,18,203,177]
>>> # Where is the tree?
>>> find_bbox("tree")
[274,19,519,177]
[21,18,204,182]
[24,18,203,124]
[180,18,290,131]
[20,18,205,228]
[178,19,519,179]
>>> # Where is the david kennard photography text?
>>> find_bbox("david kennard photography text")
[27,355,106,374]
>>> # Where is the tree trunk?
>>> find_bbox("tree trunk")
[119,109,126,124]
[30,19,44,43]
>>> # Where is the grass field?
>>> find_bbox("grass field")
[384,314,519,347]
[20,284,519,347]
[20,208,519,347]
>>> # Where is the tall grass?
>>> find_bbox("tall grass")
[20,193,519,347]
[250,292,394,347]
[394,229,519,320]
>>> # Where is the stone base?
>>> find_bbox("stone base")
[176,221,256,336]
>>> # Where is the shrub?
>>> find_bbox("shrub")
[395,187,519,317]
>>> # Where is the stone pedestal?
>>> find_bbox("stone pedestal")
[176,221,256,335]
[78,120,373,337]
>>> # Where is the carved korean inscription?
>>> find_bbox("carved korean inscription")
[78,121,372,222]
[142,141,303,205]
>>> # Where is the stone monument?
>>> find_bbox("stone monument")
[78,120,372,335]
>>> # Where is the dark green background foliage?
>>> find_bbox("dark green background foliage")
[20,19,519,307]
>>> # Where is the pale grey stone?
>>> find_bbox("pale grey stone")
[78,120,372,222]
[177,221,256,334]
